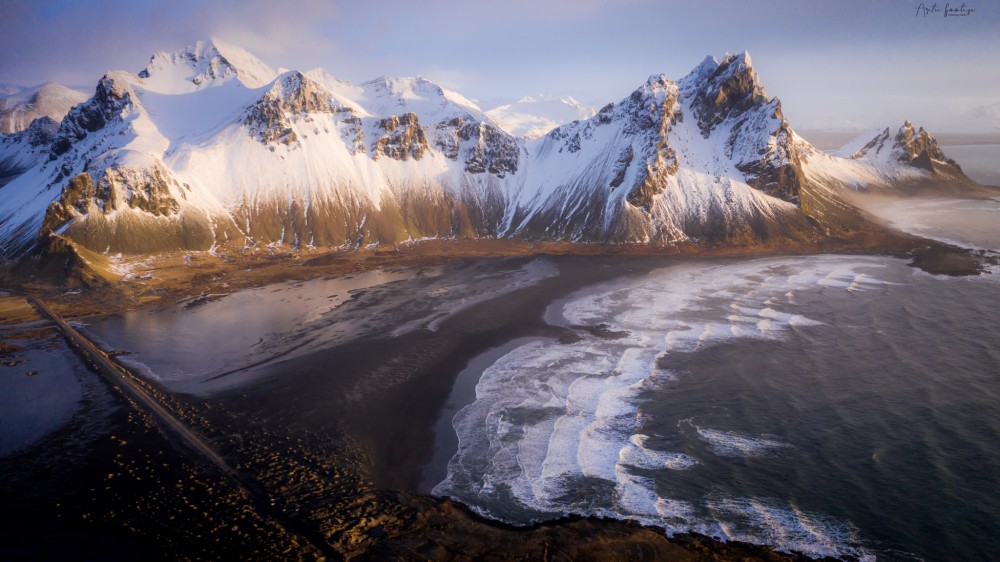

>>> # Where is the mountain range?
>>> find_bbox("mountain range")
[0,39,987,267]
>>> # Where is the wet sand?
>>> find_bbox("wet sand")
[232,255,637,491]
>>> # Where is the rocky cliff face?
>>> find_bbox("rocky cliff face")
[892,121,958,172]
[684,53,804,204]
[372,113,428,161]
[687,53,768,136]
[458,121,519,176]
[244,72,354,146]
[50,73,134,157]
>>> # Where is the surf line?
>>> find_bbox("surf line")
[21,292,338,561]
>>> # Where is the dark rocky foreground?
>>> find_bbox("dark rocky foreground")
[0,320,821,562]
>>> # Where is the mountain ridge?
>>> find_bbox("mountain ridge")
[0,42,989,268]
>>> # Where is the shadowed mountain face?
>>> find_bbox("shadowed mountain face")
[0,43,984,261]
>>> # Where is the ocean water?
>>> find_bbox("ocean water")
[867,196,1000,253]
[434,201,1000,560]
[941,144,1000,186]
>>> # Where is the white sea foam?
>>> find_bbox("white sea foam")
[695,428,792,457]
[436,255,891,559]
[706,496,875,561]
[619,435,698,470]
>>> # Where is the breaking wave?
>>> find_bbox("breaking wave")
[435,256,892,560]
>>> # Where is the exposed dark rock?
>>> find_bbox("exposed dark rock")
[688,52,767,137]
[910,149,936,172]
[244,72,345,146]
[0,117,60,187]
[627,145,679,211]
[458,121,518,176]
[895,121,949,163]
[433,117,463,160]
[38,164,184,256]
[18,116,60,147]
[596,103,615,125]
[609,145,634,189]
[617,77,682,210]
[730,102,804,203]
[342,115,366,154]
[372,113,428,161]
[620,76,680,136]
[40,173,95,235]
[848,122,961,176]
[100,166,181,216]
[51,74,132,157]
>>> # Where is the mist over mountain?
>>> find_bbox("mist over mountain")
[0,82,88,135]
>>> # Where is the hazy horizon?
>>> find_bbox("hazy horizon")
[2,0,998,133]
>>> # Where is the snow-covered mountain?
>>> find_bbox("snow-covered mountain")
[0,42,984,262]
[137,37,278,93]
[801,121,976,194]
[484,95,596,139]
[0,82,89,135]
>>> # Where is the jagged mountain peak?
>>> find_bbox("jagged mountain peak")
[894,121,942,158]
[828,121,968,183]
[682,50,770,136]
[254,70,354,115]
[138,37,277,93]
[636,74,677,100]
[50,71,141,157]
[840,122,949,161]
[243,71,358,146]
[604,74,680,137]
[685,55,721,85]
[726,50,754,68]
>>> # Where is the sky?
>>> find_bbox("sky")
[1,0,998,132]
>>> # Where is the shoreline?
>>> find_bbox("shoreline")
[3,219,992,322]
[1,225,994,560]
